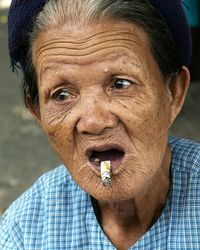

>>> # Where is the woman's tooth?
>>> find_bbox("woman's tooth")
[91,157,101,164]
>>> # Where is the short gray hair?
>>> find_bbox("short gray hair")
[30,0,154,43]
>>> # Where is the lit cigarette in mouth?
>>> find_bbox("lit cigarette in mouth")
[100,161,111,187]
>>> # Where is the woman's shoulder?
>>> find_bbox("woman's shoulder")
[0,165,72,226]
[0,165,86,248]
[169,137,200,175]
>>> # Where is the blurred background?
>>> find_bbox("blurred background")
[0,0,200,215]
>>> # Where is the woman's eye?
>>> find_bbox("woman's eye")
[113,79,132,89]
[54,90,70,102]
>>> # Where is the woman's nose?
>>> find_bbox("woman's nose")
[76,97,118,135]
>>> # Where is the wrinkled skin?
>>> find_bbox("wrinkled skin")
[31,21,189,248]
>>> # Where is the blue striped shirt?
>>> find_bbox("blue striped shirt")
[1,137,200,249]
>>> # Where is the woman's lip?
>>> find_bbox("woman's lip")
[85,143,126,172]
[85,143,125,159]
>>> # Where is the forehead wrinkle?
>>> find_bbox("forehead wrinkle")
[38,29,133,44]
[36,44,142,79]
[34,27,147,64]
[36,37,138,57]
[35,41,142,65]
[36,29,136,54]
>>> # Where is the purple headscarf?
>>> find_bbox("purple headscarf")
[8,0,192,71]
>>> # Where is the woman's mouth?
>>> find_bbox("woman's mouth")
[89,148,125,170]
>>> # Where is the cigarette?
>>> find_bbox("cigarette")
[100,161,111,187]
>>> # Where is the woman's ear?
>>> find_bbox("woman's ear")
[25,96,41,124]
[168,66,190,127]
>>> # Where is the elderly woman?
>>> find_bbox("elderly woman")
[1,0,199,249]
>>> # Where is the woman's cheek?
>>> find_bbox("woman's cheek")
[39,105,76,161]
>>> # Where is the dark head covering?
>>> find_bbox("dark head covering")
[8,0,47,70]
[8,0,192,71]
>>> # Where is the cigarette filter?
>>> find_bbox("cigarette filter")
[100,161,111,187]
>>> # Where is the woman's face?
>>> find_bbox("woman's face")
[32,21,173,201]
